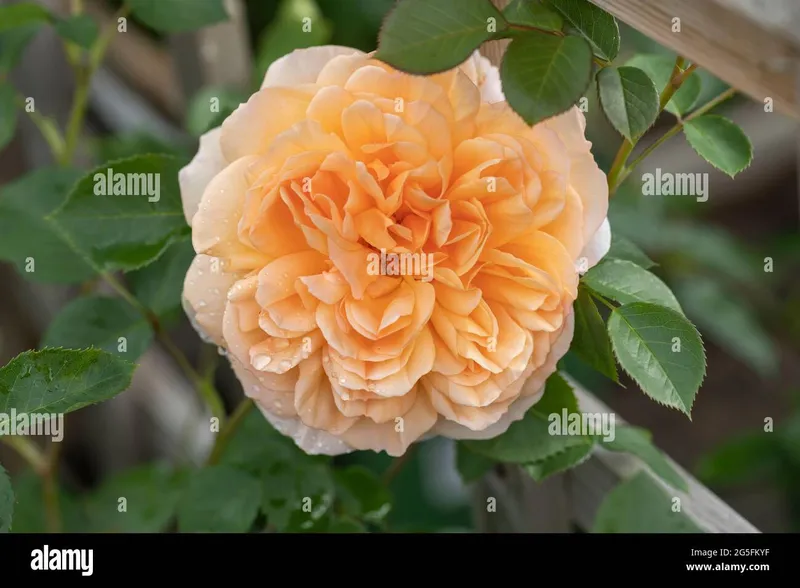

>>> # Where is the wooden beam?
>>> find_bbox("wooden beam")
[588,0,800,119]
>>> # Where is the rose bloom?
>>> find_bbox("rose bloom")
[180,46,610,456]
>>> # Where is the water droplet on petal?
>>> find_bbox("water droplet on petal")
[339,376,346,385]
[279,359,292,371]
[253,355,272,370]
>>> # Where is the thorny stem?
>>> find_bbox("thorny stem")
[207,399,254,465]
[607,56,693,196]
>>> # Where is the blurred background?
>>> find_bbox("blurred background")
[0,0,798,532]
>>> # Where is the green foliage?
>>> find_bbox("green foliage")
[583,259,683,313]
[503,0,562,31]
[683,115,753,177]
[597,66,659,141]
[608,303,706,416]
[593,472,703,533]
[8,470,87,532]
[186,86,247,137]
[0,3,51,32]
[42,296,154,361]
[673,276,778,377]
[53,14,98,49]
[605,233,656,269]
[128,0,229,34]
[84,463,188,532]
[255,0,332,82]
[456,443,496,483]
[128,239,195,323]
[524,443,594,481]
[48,154,190,273]
[602,426,687,491]
[546,0,619,61]
[0,465,12,533]
[625,54,701,116]
[0,24,42,73]
[0,167,95,283]
[0,83,17,151]
[463,373,593,463]
[376,0,506,74]
[0,348,135,415]
[572,285,618,382]
[500,33,592,125]
[177,465,262,532]
[334,466,392,524]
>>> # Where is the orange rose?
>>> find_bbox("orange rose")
[180,47,610,456]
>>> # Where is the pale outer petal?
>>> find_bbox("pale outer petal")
[254,401,354,456]
[432,311,575,441]
[459,51,505,104]
[580,217,611,270]
[261,45,367,89]
[178,127,227,227]
[182,254,240,346]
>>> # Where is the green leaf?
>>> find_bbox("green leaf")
[128,239,195,322]
[463,373,592,463]
[608,303,706,416]
[583,259,683,314]
[673,276,778,377]
[602,425,687,491]
[91,132,189,165]
[0,167,95,283]
[572,284,618,382]
[683,115,753,177]
[53,14,98,49]
[597,66,659,141]
[0,3,51,32]
[41,296,154,361]
[48,154,190,273]
[218,407,313,474]
[503,0,562,31]
[334,466,392,524]
[456,443,496,483]
[376,0,506,74]
[500,32,592,126]
[606,233,655,269]
[593,471,703,532]
[0,465,12,533]
[546,0,619,61]
[625,53,701,116]
[0,83,18,151]
[128,0,228,33]
[261,461,335,532]
[0,348,135,415]
[177,466,261,532]
[524,442,594,482]
[185,86,246,137]
[0,24,42,73]
[254,0,333,83]
[84,463,188,532]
